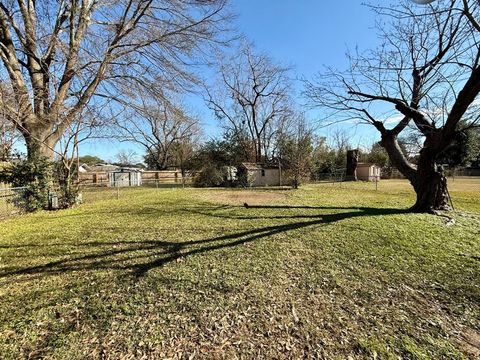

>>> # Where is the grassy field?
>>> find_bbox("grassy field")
[0,179,479,359]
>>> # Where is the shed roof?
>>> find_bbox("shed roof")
[115,167,143,173]
[357,163,380,168]
[240,162,262,171]
[240,162,280,171]
[87,164,118,172]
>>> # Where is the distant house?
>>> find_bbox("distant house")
[78,163,120,173]
[356,163,381,181]
[78,164,91,173]
[238,163,281,187]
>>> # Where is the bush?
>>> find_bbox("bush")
[53,162,81,209]
[193,165,225,187]
[0,155,52,212]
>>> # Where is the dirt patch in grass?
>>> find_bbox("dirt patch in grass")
[203,189,291,206]
[458,329,480,357]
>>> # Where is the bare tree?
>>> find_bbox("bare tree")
[115,149,139,167]
[277,114,314,189]
[206,44,291,163]
[49,106,105,208]
[56,103,107,200]
[115,91,201,170]
[170,139,197,185]
[0,0,231,160]
[306,0,480,212]
[330,129,351,162]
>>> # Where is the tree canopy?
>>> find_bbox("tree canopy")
[0,0,231,159]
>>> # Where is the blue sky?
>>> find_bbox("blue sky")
[81,1,382,161]
[233,0,377,77]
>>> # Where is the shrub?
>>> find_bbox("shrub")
[53,162,81,209]
[193,165,225,187]
[0,155,52,212]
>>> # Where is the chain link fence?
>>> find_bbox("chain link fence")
[0,186,26,218]
[311,168,347,183]
[79,178,193,204]
[0,176,194,217]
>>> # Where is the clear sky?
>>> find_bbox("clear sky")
[233,0,377,78]
[81,1,383,162]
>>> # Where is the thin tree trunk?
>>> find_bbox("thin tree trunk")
[256,138,262,163]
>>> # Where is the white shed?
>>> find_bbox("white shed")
[356,163,381,181]
[109,168,142,187]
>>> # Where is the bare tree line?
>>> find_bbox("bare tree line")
[0,81,19,160]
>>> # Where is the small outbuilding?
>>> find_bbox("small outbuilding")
[356,163,381,181]
[109,168,142,187]
[238,163,281,187]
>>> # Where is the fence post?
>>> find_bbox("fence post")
[6,190,9,212]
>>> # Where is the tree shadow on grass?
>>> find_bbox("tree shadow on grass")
[184,205,407,221]
[0,206,408,280]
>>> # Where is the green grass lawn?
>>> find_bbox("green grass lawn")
[0,179,479,359]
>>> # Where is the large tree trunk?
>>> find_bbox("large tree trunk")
[381,132,450,213]
[410,171,449,213]
[410,150,450,213]
[24,132,56,161]
[256,138,262,164]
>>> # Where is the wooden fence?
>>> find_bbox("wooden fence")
[78,171,109,186]
[142,171,183,184]
[78,170,188,186]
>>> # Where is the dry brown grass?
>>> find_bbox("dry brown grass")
[202,188,292,206]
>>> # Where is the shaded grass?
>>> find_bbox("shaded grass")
[0,179,479,359]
